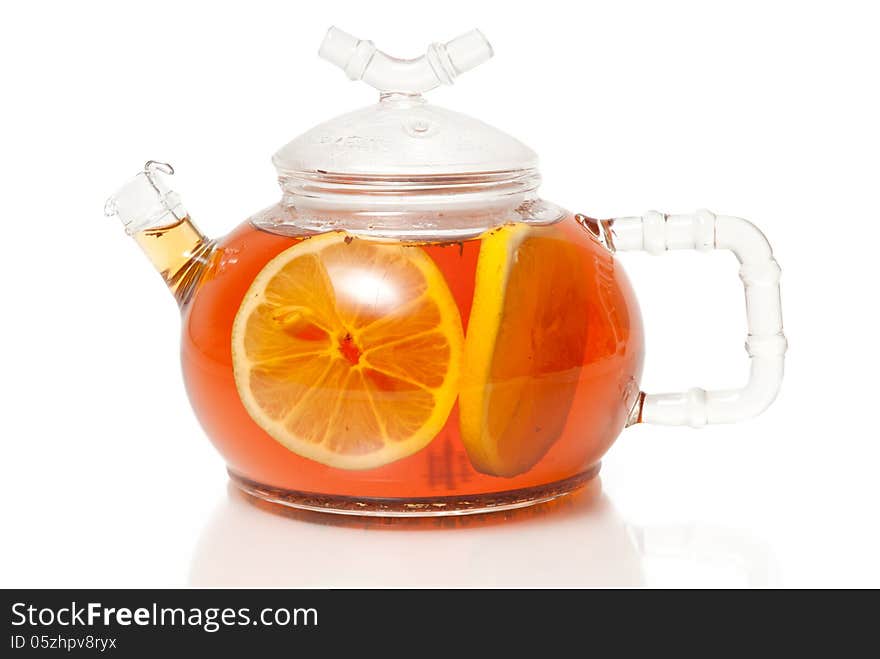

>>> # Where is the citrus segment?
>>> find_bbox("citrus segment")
[232,232,463,470]
[459,223,590,477]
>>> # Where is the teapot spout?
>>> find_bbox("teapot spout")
[105,161,214,305]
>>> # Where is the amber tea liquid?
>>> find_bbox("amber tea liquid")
[145,215,643,512]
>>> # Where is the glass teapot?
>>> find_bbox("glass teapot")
[105,28,786,516]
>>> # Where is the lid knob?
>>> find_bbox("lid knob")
[319,26,493,94]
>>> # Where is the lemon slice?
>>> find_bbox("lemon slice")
[232,232,463,470]
[459,223,590,477]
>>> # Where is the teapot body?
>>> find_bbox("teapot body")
[180,209,644,513]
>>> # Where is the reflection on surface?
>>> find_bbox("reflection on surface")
[633,525,779,587]
[190,480,777,587]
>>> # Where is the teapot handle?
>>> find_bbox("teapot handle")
[607,209,787,427]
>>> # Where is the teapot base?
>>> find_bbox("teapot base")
[228,465,600,518]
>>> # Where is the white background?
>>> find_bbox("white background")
[1,0,878,588]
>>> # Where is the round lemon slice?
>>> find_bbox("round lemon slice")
[232,232,463,470]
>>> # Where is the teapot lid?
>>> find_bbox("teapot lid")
[272,28,538,178]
